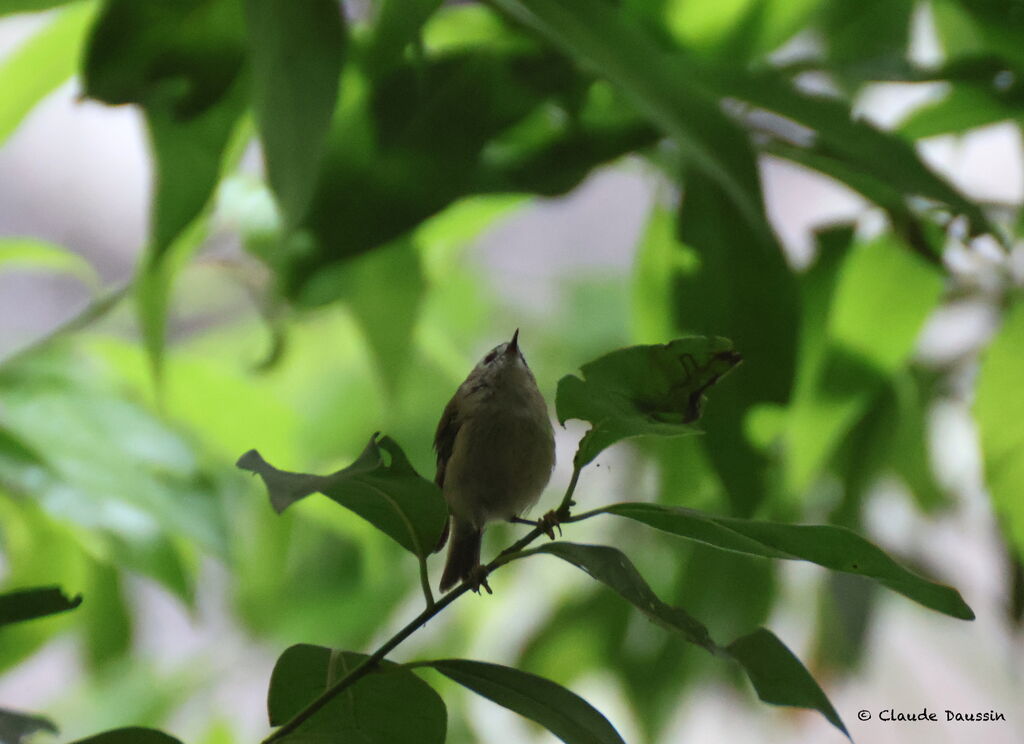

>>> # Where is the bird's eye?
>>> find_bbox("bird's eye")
[483,351,498,364]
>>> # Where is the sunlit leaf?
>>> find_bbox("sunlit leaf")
[555,337,741,467]
[237,433,447,557]
[244,0,345,227]
[0,586,81,626]
[425,659,625,744]
[0,2,97,147]
[268,645,446,743]
[0,238,100,290]
[785,234,943,493]
[600,502,974,619]
[975,296,1024,561]
[68,728,184,744]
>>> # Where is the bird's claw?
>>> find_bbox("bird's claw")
[465,565,492,595]
[537,510,562,540]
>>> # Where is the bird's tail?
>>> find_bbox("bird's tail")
[439,519,481,592]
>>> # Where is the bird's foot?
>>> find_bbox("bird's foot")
[464,565,492,595]
[537,510,563,540]
[509,512,562,540]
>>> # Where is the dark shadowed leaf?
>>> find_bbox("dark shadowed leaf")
[237,434,447,557]
[0,708,57,744]
[975,296,1024,562]
[520,542,849,736]
[726,628,848,738]
[244,0,345,227]
[524,542,715,650]
[488,0,765,227]
[268,645,446,743]
[83,0,250,380]
[0,586,82,626]
[425,659,625,744]
[601,502,974,619]
[556,337,741,467]
[674,171,798,515]
[68,728,183,744]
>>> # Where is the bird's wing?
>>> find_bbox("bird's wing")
[433,393,461,488]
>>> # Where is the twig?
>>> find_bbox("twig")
[261,465,584,742]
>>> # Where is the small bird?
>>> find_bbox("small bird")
[434,330,556,592]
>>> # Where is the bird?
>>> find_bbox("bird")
[434,329,556,593]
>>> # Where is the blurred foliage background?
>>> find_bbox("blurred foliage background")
[0,0,1023,742]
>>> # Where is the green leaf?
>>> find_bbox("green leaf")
[602,502,975,619]
[366,0,445,76]
[425,658,625,744]
[0,238,100,290]
[0,585,82,626]
[83,0,250,381]
[300,240,425,396]
[0,0,77,14]
[244,0,345,227]
[555,337,741,467]
[237,433,447,557]
[0,708,57,743]
[68,728,184,744]
[488,0,765,227]
[0,2,97,147]
[525,542,716,650]
[522,542,849,737]
[975,296,1024,561]
[900,84,1023,139]
[719,68,994,237]
[674,171,799,515]
[785,234,944,493]
[268,644,446,743]
[726,628,848,738]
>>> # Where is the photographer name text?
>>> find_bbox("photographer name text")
[858,708,1006,723]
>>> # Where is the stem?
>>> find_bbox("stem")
[262,471,582,741]
[417,553,435,609]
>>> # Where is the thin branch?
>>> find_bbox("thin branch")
[261,468,583,742]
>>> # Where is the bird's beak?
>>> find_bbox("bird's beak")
[507,328,520,355]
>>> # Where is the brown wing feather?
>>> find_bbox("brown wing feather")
[433,394,461,488]
[432,393,461,552]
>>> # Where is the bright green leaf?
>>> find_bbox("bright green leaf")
[726,628,848,738]
[975,296,1024,561]
[0,585,81,626]
[268,645,446,743]
[0,2,97,147]
[68,728,184,744]
[237,434,447,557]
[244,0,345,227]
[426,658,625,744]
[785,234,944,493]
[555,337,741,467]
[0,238,100,290]
[602,502,975,619]
[900,84,1022,139]
[300,240,425,396]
